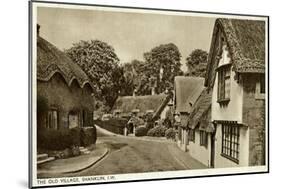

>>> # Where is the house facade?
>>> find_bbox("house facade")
[186,89,214,167]
[205,18,266,167]
[37,25,95,131]
[174,76,205,151]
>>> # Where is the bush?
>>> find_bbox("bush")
[38,128,79,150]
[135,126,148,137]
[147,128,155,136]
[147,126,167,137]
[165,128,176,140]
[37,126,97,151]
[81,126,97,147]
[145,121,154,130]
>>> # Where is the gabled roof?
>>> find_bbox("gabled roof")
[37,36,94,90]
[174,76,205,113]
[113,94,169,115]
[207,18,265,77]
[187,88,214,132]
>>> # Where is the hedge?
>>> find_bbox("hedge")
[95,118,127,135]
[135,126,148,137]
[147,126,167,137]
[165,128,176,140]
[37,126,97,151]
[81,127,97,147]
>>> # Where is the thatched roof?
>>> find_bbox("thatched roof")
[113,94,168,115]
[207,18,265,76]
[37,36,94,90]
[187,88,214,132]
[174,76,205,113]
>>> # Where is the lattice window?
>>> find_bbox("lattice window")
[221,124,240,163]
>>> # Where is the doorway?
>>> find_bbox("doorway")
[210,133,215,168]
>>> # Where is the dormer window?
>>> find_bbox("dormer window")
[217,64,231,104]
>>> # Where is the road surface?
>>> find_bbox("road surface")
[65,136,205,177]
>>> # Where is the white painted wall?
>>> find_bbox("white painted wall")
[177,128,187,151]
[214,124,249,168]
[160,105,170,120]
[211,45,249,168]
[187,130,211,167]
[211,46,243,123]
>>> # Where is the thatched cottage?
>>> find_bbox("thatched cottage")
[37,25,95,131]
[174,76,205,151]
[186,88,214,167]
[113,93,173,134]
[205,18,266,167]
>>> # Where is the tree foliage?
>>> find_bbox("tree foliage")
[144,43,183,93]
[186,49,208,77]
[121,44,183,96]
[65,40,121,109]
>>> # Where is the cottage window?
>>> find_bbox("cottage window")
[47,110,58,130]
[82,110,93,127]
[200,131,208,148]
[217,64,231,103]
[188,129,195,142]
[221,124,240,163]
[255,74,265,99]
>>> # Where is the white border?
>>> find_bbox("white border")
[30,1,269,187]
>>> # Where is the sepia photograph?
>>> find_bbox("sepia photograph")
[29,1,268,188]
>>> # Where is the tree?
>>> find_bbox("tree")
[185,49,208,77]
[143,43,183,94]
[65,40,121,109]
[120,60,154,96]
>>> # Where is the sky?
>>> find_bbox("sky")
[37,7,216,72]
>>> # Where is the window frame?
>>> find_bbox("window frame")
[221,124,240,164]
[46,109,58,130]
[188,129,195,143]
[255,74,265,99]
[200,130,208,148]
[82,109,94,127]
[216,64,231,104]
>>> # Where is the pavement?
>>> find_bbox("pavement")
[167,143,207,169]
[37,144,109,176]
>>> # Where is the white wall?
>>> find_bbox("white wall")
[187,130,211,167]
[211,45,249,168]
[214,124,249,168]
[177,129,187,151]
[160,105,170,120]
[211,46,244,123]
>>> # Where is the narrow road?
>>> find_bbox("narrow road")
[62,135,206,177]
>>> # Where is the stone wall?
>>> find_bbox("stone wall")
[242,74,266,166]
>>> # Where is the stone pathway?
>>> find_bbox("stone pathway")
[37,144,108,176]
